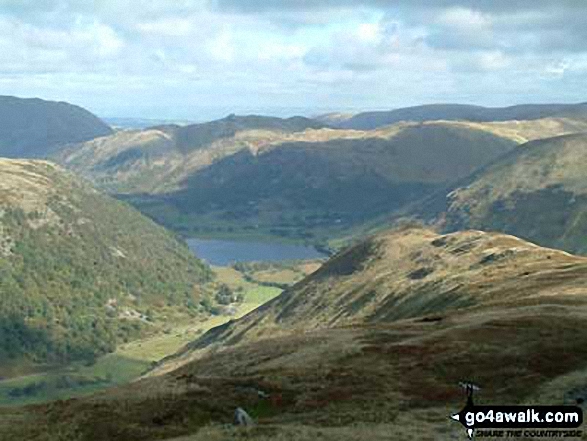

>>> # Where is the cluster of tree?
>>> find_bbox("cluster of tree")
[215,284,244,305]
[0,180,214,365]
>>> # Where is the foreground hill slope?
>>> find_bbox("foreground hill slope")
[0,159,212,370]
[162,227,586,365]
[58,120,517,240]
[404,133,587,256]
[338,102,587,130]
[5,228,587,440]
[0,96,113,158]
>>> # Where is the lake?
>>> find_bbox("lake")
[186,238,327,266]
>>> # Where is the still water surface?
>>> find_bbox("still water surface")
[186,238,327,266]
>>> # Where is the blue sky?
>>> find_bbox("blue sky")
[1,0,586,120]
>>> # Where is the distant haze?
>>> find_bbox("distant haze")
[101,106,365,123]
[1,1,586,119]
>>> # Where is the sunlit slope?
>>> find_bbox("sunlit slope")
[0,159,212,369]
[56,114,328,194]
[159,227,587,370]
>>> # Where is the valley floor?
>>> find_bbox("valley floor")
[0,265,285,407]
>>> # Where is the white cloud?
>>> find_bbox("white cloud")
[541,60,571,79]
[0,1,585,118]
[136,18,194,37]
[478,50,511,71]
[206,31,235,62]
[436,7,491,31]
[356,23,381,43]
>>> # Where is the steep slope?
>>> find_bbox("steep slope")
[58,120,517,240]
[7,228,587,441]
[162,123,514,237]
[339,102,587,130]
[0,159,212,369]
[0,96,113,158]
[405,133,587,255]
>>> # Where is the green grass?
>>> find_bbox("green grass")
[242,287,282,304]
[114,303,264,363]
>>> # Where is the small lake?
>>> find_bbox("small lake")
[186,238,327,266]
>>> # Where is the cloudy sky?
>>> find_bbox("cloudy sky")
[1,0,586,120]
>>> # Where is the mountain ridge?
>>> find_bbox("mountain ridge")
[337,102,587,130]
[7,227,587,440]
[153,226,587,374]
[392,132,587,256]
[56,120,519,241]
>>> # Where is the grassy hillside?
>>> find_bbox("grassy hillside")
[58,120,518,241]
[0,159,213,372]
[401,133,587,256]
[170,114,328,154]
[5,228,587,440]
[160,227,586,364]
[0,96,112,158]
[128,123,515,241]
[338,102,587,130]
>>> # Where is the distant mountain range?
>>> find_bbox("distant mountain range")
[0,96,113,158]
[6,94,587,256]
[56,117,519,241]
[103,117,195,130]
[333,103,587,130]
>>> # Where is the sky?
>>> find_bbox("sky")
[1,0,586,120]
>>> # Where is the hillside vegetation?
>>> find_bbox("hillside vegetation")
[0,159,213,372]
[6,228,587,440]
[0,260,292,406]
[0,96,112,158]
[450,117,587,144]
